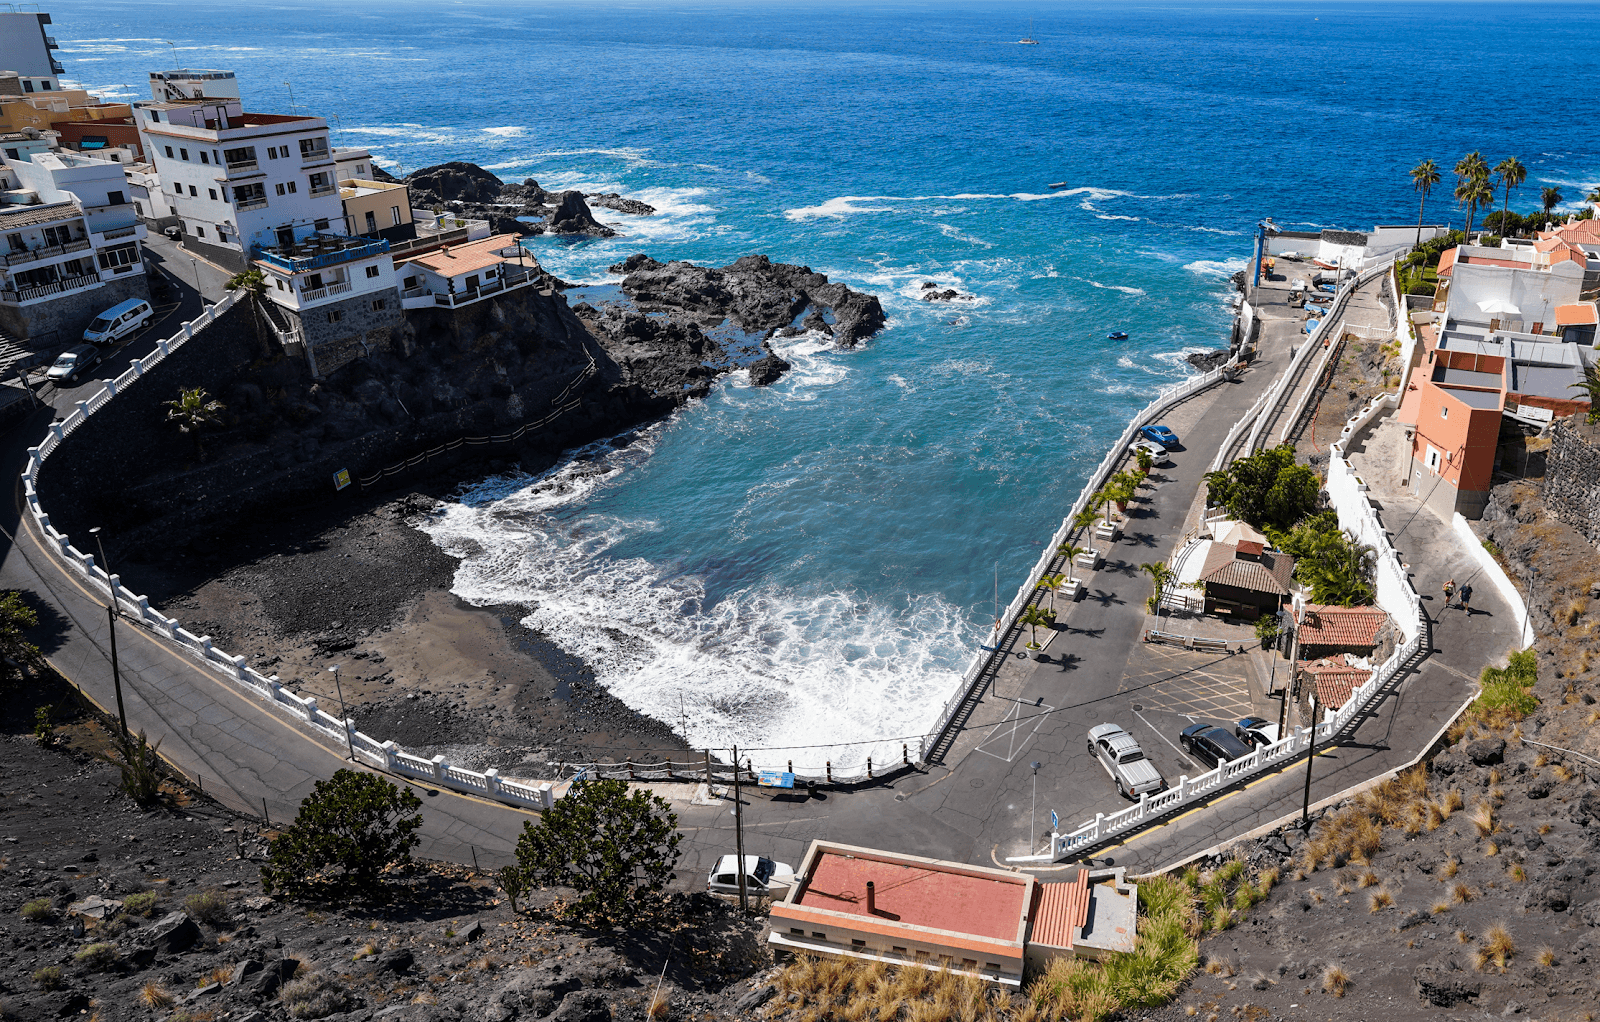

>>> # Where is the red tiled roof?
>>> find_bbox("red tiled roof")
[1555,302,1598,327]
[1436,248,1457,276]
[1030,869,1091,950]
[1236,540,1264,557]
[1198,542,1296,596]
[797,850,1029,942]
[1300,659,1372,709]
[1295,604,1386,648]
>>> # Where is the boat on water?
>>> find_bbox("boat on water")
[1048,182,1068,189]
[1108,331,1128,341]
[1019,18,1039,44]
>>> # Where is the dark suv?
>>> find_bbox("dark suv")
[1179,722,1253,769]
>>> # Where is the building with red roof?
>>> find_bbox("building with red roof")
[1294,604,1388,659]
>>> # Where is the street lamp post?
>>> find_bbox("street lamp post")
[327,665,355,761]
[1030,760,1042,853]
[88,527,128,738]
[1301,691,1320,828]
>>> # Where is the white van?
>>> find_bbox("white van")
[83,298,154,346]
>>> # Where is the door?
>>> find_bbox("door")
[276,228,294,249]
[364,210,377,233]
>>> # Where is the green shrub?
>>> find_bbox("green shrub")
[19,898,53,923]
[281,972,351,1020]
[122,890,159,917]
[32,965,63,990]
[183,888,232,926]
[514,777,681,924]
[260,769,422,901]
[74,942,120,972]
[96,729,164,805]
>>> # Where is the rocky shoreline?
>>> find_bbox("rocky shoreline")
[402,162,653,238]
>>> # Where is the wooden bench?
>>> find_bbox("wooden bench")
[1191,637,1234,654]
[1143,629,1188,648]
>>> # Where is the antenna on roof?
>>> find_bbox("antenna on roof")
[283,81,297,117]
[163,41,179,72]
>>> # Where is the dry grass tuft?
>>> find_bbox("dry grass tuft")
[1452,883,1476,904]
[1442,857,1460,878]
[1538,823,1552,835]
[1485,840,1499,857]
[1508,863,1526,883]
[1552,763,1574,782]
[1536,947,1556,967]
[139,982,173,1009]
[1321,965,1349,998]
[1358,871,1379,888]
[1470,802,1496,838]
[1482,924,1516,969]
[1369,889,1393,912]
[1535,752,1549,768]
[1456,929,1471,944]
[1430,900,1451,915]
[199,967,234,988]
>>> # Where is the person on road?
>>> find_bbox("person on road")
[1442,579,1456,608]
[1459,584,1472,614]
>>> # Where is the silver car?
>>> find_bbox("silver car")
[706,854,795,898]
[1087,723,1166,800]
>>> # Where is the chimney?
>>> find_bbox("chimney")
[866,881,875,915]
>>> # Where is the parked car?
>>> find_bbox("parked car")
[1139,424,1179,448]
[1129,439,1171,466]
[83,297,154,346]
[44,344,101,385]
[707,854,796,898]
[1234,716,1280,750]
[1087,723,1166,800]
[1179,722,1253,769]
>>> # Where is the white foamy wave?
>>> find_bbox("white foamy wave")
[935,223,996,248]
[887,374,916,393]
[784,185,1145,220]
[1184,258,1249,277]
[417,438,963,771]
[481,126,527,138]
[1116,355,1136,368]
[1187,225,1243,235]
[1076,277,1147,296]
[1097,214,1141,222]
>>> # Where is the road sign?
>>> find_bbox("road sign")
[333,468,351,491]
[1051,810,1059,830]
[758,771,795,788]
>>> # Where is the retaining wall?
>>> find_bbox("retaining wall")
[1543,416,1600,548]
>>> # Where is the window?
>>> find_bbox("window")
[4,233,20,253]
[789,928,804,936]
[985,963,1003,971]
[150,110,161,123]
[370,299,386,311]
[233,182,266,208]
[891,946,907,954]
[40,80,51,91]
[1426,446,1442,471]
[390,205,401,226]
[224,146,255,166]
[309,171,332,194]
[364,210,377,232]
[164,145,174,159]
[811,932,825,940]
[21,80,32,93]
[307,273,324,290]
[43,225,72,246]
[1440,405,1448,419]
[365,265,380,279]
[179,148,189,161]
[404,275,418,288]
[107,190,125,206]
[208,188,217,200]
[195,226,205,238]
[299,136,328,159]
[287,180,297,193]
[275,183,286,196]
[851,939,867,948]
[327,310,343,323]
[3,148,16,160]
[172,182,182,194]
[356,163,366,175]
[275,279,285,290]
[134,201,143,216]
[485,268,497,278]
[961,959,978,968]
[313,218,329,231]
[200,151,209,164]
[189,185,198,197]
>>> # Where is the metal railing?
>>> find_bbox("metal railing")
[2,273,101,304]
[0,238,91,266]
[236,198,268,212]
[225,160,259,174]
[254,237,389,272]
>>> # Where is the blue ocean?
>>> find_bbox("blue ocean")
[62,1,1597,769]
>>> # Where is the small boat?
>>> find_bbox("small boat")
[1048,182,1068,189]
[1019,18,1039,44]
[1108,330,1128,340]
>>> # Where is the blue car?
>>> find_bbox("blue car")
[1140,424,1178,448]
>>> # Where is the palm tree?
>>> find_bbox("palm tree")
[1072,508,1098,532]
[1036,573,1067,612]
[1455,176,1493,238]
[164,387,226,457]
[1020,605,1056,650]
[1588,186,1600,207]
[1493,157,1526,237]
[224,268,273,358]
[1542,186,1563,221]
[1057,541,1087,573]
[1134,447,1154,476]
[1140,561,1175,614]
[1570,366,1600,424]
[1410,159,1441,247]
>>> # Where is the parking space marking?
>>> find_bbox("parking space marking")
[973,696,1056,763]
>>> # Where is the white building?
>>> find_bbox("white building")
[147,69,240,103]
[395,233,538,309]
[0,10,64,95]
[0,136,149,346]
[1437,244,1587,334]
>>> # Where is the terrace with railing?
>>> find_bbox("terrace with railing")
[254,234,388,273]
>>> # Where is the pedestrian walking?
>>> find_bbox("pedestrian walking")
[1459,584,1472,614]
[1442,578,1456,608]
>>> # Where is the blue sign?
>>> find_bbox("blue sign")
[758,771,795,788]
[1051,810,1059,830]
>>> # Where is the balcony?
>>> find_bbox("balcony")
[308,183,337,198]
[254,234,389,273]
[45,35,58,48]
[236,196,269,212]
[1,272,102,305]
[300,147,331,165]
[0,238,92,267]
[226,159,259,174]
[401,268,538,310]
[299,280,353,303]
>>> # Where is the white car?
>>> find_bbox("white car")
[1087,723,1166,800]
[707,854,796,897]
[1129,439,1171,466]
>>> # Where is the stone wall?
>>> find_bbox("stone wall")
[293,288,406,378]
[0,271,151,350]
[1543,415,1600,547]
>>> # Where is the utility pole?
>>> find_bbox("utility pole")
[731,745,747,913]
[328,665,355,760]
[1301,691,1320,828]
[89,528,128,738]
[1030,761,1042,853]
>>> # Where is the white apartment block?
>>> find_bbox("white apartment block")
[0,10,64,94]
